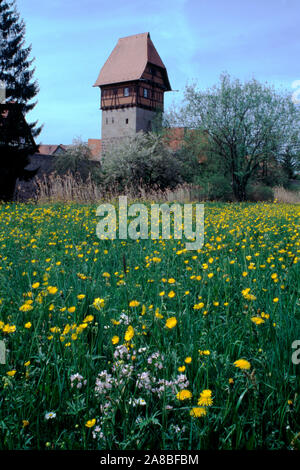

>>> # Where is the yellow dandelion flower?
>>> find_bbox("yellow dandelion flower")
[63,324,71,335]
[193,302,204,310]
[233,359,251,370]
[251,317,265,325]
[155,307,164,319]
[125,325,134,342]
[199,350,210,355]
[93,298,105,310]
[85,418,96,428]
[47,286,58,295]
[165,317,177,329]
[198,389,213,406]
[24,322,32,329]
[6,370,16,377]
[19,303,33,312]
[112,336,119,345]
[176,389,192,400]
[3,324,16,333]
[190,407,207,418]
[50,326,61,333]
[83,315,94,323]
[76,323,88,334]
[129,300,140,307]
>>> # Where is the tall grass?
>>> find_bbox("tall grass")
[273,186,300,204]
[34,172,205,204]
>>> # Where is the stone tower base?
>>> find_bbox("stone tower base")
[101,107,156,141]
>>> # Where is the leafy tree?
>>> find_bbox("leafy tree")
[0,0,41,136]
[168,73,300,201]
[101,132,186,193]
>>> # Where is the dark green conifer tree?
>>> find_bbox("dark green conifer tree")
[0,0,41,136]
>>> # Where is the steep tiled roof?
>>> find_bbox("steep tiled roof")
[93,32,171,90]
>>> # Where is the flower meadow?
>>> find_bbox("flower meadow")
[0,201,299,450]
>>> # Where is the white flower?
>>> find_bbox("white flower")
[45,411,56,420]
[129,397,146,407]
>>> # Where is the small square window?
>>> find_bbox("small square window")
[143,88,148,98]
[124,87,129,97]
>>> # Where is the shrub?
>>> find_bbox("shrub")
[246,183,274,202]
[194,174,233,201]
[101,132,187,194]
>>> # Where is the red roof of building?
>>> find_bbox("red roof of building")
[87,139,102,160]
[93,32,171,90]
[38,145,67,155]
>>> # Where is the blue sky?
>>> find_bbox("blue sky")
[16,0,300,144]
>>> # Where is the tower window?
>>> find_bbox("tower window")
[125,118,129,124]
[112,118,114,123]
[124,87,129,97]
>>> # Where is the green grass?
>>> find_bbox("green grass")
[0,200,299,450]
